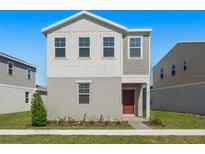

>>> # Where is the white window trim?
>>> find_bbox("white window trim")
[171,64,176,76]
[27,68,32,80]
[102,35,115,59]
[76,81,91,105]
[78,36,91,59]
[25,91,30,104]
[54,36,67,59]
[160,68,164,79]
[127,36,143,59]
[183,59,188,70]
[7,61,14,76]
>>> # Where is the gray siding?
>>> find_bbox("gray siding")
[123,34,150,75]
[0,85,35,114]
[0,56,36,88]
[47,77,122,120]
[153,42,205,88]
[151,83,205,115]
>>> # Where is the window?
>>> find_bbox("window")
[78,83,90,104]
[129,37,142,58]
[79,37,90,58]
[8,62,13,75]
[103,37,114,57]
[183,59,188,71]
[171,64,176,76]
[160,68,164,79]
[55,37,66,58]
[27,68,32,79]
[25,92,30,103]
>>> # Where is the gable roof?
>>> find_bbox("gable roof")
[42,11,152,36]
[153,41,205,68]
[0,52,36,68]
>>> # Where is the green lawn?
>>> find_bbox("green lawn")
[1,110,205,129]
[0,135,205,144]
[150,110,205,129]
[0,111,132,129]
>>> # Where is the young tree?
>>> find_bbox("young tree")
[31,91,47,126]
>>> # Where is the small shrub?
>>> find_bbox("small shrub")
[143,118,165,127]
[57,117,67,126]
[83,113,87,123]
[88,115,96,125]
[67,117,75,125]
[116,120,121,125]
[104,116,111,125]
[99,115,103,123]
[30,91,47,126]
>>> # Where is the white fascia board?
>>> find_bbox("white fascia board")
[127,28,152,32]
[76,80,92,83]
[42,11,153,36]
[122,75,150,83]
[42,10,127,35]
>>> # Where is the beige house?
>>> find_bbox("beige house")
[42,11,152,120]
[152,41,205,115]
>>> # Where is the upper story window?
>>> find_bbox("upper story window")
[103,37,114,57]
[160,68,164,79]
[27,68,32,79]
[25,91,30,103]
[183,59,188,71]
[79,37,90,58]
[55,37,66,58]
[129,37,142,59]
[8,61,14,75]
[171,64,176,76]
[78,83,90,104]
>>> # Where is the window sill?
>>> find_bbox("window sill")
[53,57,68,60]
[101,57,116,60]
[128,57,143,60]
[77,57,91,60]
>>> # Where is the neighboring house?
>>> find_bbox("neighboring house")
[0,52,36,114]
[152,41,205,115]
[36,84,47,106]
[42,11,152,120]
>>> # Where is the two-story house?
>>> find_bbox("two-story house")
[0,52,36,114]
[42,11,152,120]
[152,41,205,115]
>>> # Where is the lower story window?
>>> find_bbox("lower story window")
[25,92,30,103]
[78,83,90,104]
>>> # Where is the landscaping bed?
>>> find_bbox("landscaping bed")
[0,111,132,129]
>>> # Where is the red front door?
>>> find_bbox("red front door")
[123,90,134,114]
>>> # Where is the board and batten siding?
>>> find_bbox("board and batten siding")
[47,16,123,78]
[123,34,150,75]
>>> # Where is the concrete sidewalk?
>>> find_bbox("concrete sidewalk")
[0,129,205,136]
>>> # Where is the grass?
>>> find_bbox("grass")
[0,135,205,143]
[149,110,205,129]
[0,111,132,129]
[1,110,205,129]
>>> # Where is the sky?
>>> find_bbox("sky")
[0,10,205,86]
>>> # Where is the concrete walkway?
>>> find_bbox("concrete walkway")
[0,129,205,136]
[128,121,150,129]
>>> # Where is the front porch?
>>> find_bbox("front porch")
[122,83,150,119]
